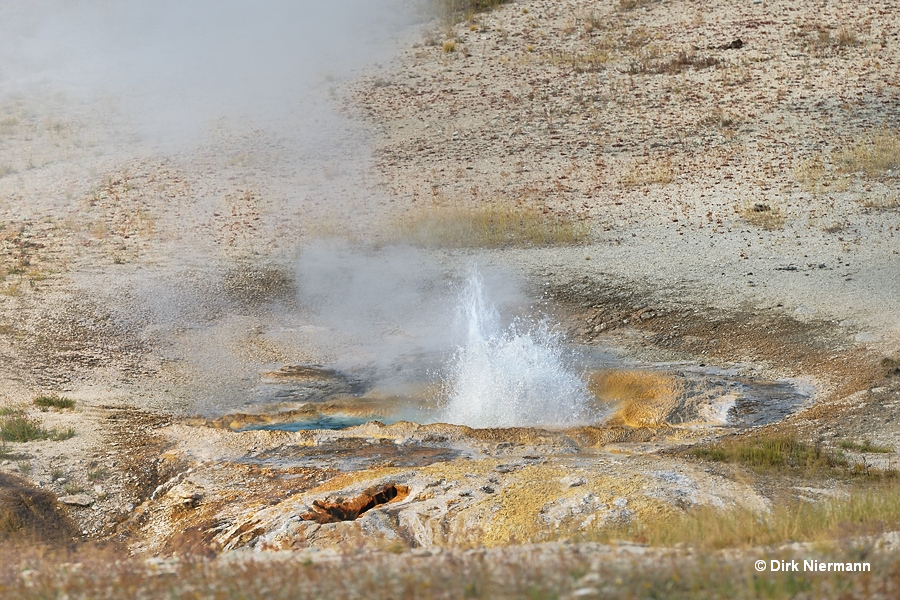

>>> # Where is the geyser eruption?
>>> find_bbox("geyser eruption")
[442,268,593,428]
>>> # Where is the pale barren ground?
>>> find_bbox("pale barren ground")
[0,0,899,598]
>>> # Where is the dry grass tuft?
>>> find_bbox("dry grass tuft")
[0,548,895,600]
[615,481,900,549]
[442,39,457,53]
[739,201,786,230]
[550,48,611,73]
[0,411,47,442]
[627,48,719,75]
[436,0,513,36]
[391,200,589,248]
[861,191,900,209]
[699,107,743,130]
[619,156,675,187]
[618,0,660,10]
[0,117,19,136]
[804,24,860,55]
[835,129,900,179]
[794,155,829,195]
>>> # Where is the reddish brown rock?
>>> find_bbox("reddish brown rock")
[301,484,410,524]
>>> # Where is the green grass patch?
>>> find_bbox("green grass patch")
[62,483,85,495]
[0,410,75,443]
[391,201,589,248]
[839,439,893,453]
[48,427,75,441]
[615,481,900,550]
[690,433,848,473]
[33,395,75,411]
[87,467,109,482]
[0,412,48,443]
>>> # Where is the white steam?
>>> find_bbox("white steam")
[293,244,527,382]
[1,0,414,144]
[442,267,593,428]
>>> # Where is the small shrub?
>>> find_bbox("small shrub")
[15,461,30,475]
[583,10,604,35]
[49,468,65,482]
[33,395,75,411]
[699,107,742,130]
[442,40,457,53]
[836,26,858,46]
[0,116,19,135]
[435,0,512,35]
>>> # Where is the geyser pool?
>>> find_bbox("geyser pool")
[229,266,812,433]
[440,267,594,428]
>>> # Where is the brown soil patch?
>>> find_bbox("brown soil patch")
[0,472,77,544]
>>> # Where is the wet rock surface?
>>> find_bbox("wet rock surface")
[99,414,766,554]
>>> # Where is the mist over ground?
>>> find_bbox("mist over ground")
[0,0,416,144]
[2,0,525,414]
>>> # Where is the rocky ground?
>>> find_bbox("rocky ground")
[1,0,899,597]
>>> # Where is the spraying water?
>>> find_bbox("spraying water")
[442,267,594,428]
